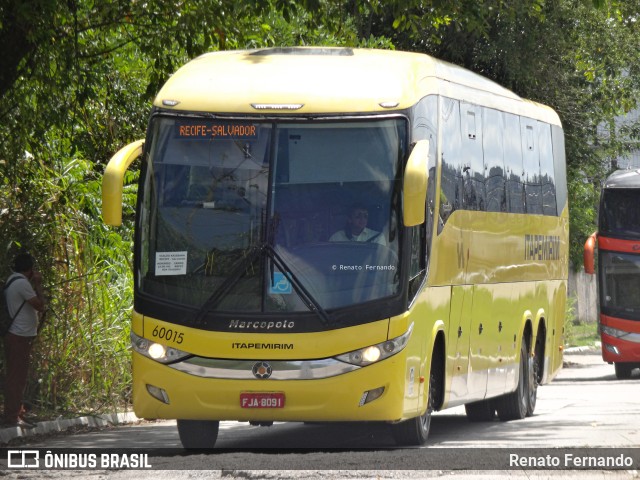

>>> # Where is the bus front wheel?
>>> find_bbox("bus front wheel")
[392,348,442,446]
[177,419,220,449]
[614,362,634,380]
[391,372,434,446]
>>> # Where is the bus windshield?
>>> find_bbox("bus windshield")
[600,251,640,321]
[138,117,405,315]
[600,188,640,239]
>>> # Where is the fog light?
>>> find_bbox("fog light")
[359,386,385,406]
[146,384,170,404]
[604,343,620,355]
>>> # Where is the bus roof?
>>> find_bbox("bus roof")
[154,47,561,126]
[604,169,640,189]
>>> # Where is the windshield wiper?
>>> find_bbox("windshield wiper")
[192,243,333,328]
[192,245,262,325]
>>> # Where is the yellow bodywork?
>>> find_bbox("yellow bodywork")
[153,48,560,125]
[102,140,144,226]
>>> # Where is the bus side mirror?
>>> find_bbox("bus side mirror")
[584,232,597,275]
[102,140,144,226]
[403,140,429,227]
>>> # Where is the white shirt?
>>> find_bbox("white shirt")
[5,273,39,337]
[329,227,386,245]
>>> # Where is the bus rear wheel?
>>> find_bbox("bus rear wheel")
[177,419,220,449]
[465,399,495,422]
[526,336,542,416]
[496,341,528,421]
[614,362,635,380]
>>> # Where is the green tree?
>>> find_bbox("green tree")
[375,0,640,267]
[0,0,378,415]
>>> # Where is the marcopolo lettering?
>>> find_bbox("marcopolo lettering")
[228,319,295,330]
[524,234,560,261]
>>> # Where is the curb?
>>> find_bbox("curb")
[564,342,601,355]
[0,412,139,445]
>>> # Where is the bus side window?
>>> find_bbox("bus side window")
[538,122,557,216]
[551,125,568,216]
[461,103,486,212]
[439,98,463,231]
[408,224,426,301]
[410,95,438,268]
[483,108,507,213]
[503,113,525,214]
[521,119,543,214]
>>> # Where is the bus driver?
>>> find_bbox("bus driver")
[329,204,385,245]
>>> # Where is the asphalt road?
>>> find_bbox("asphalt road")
[3,352,640,479]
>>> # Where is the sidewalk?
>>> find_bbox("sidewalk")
[0,412,139,445]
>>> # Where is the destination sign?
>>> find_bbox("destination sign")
[176,123,258,139]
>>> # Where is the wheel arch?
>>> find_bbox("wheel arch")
[429,327,446,412]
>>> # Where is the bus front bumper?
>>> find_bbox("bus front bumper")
[131,351,418,423]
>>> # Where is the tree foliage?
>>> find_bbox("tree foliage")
[378,0,640,265]
[1,0,639,414]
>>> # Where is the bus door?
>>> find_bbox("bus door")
[468,285,489,400]
[477,284,511,398]
[448,285,472,403]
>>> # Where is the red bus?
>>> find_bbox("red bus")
[584,169,640,379]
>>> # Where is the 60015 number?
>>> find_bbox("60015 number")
[151,326,184,344]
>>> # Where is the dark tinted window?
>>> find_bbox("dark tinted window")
[538,122,557,215]
[483,108,506,212]
[601,188,640,238]
[521,118,542,214]
[503,113,525,214]
[461,103,485,211]
[439,98,463,228]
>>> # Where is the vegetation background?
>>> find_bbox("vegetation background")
[0,0,638,417]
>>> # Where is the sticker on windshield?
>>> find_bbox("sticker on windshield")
[270,272,292,294]
[155,251,188,276]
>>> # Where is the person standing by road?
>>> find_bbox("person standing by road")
[3,252,46,428]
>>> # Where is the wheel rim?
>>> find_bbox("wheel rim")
[527,354,538,412]
[424,369,438,432]
[519,349,527,412]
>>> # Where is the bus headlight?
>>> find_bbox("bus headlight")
[601,325,628,338]
[335,323,413,367]
[130,331,191,364]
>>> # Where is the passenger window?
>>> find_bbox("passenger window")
[521,119,542,214]
[503,113,525,214]
[408,225,426,301]
[439,98,463,229]
[461,103,485,211]
[411,95,438,268]
[538,122,557,216]
[551,125,567,215]
[483,108,506,213]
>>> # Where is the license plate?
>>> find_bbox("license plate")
[240,392,285,409]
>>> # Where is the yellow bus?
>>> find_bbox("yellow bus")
[102,47,568,448]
